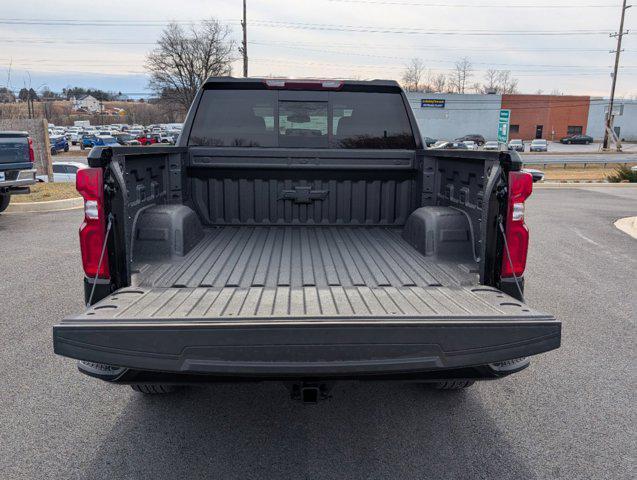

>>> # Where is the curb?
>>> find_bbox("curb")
[6,197,83,213]
[522,152,637,157]
[535,182,637,188]
[615,217,637,239]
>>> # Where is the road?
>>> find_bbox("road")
[1,186,635,480]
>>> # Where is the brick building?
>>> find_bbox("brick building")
[501,95,591,141]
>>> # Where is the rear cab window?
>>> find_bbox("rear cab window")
[188,87,416,149]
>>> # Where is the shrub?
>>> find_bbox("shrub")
[607,165,637,183]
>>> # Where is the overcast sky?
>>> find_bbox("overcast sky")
[1,0,635,98]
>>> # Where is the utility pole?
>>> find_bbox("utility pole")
[603,0,631,150]
[241,0,248,77]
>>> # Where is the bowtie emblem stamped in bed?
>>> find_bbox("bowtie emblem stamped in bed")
[279,186,330,204]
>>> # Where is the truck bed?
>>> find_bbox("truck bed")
[125,225,498,320]
[135,226,475,290]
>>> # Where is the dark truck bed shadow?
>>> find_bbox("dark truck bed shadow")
[80,382,536,480]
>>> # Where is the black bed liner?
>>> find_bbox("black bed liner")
[134,226,475,289]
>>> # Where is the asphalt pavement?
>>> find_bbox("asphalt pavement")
[0,186,635,480]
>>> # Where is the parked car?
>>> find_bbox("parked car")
[423,136,437,147]
[93,135,120,147]
[159,134,176,145]
[0,131,37,212]
[522,168,545,183]
[51,161,88,183]
[508,139,525,152]
[70,130,86,145]
[530,139,548,152]
[113,133,141,146]
[53,77,560,399]
[463,140,477,150]
[483,141,500,151]
[80,134,98,150]
[560,134,593,145]
[455,134,486,146]
[49,135,69,155]
[431,140,468,150]
[137,133,160,145]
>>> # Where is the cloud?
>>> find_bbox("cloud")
[0,0,634,97]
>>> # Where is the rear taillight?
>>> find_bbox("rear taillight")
[501,171,533,278]
[28,137,35,162]
[76,168,110,279]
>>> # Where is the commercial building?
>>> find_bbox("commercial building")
[501,95,590,142]
[586,98,637,142]
[407,92,635,142]
[406,93,501,141]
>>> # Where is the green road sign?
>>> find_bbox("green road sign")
[498,109,511,143]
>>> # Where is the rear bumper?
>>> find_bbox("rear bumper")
[0,168,37,191]
[53,318,561,377]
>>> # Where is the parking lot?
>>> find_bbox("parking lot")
[0,185,634,479]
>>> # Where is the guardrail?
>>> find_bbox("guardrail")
[521,156,636,168]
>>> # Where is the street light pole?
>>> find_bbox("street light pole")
[603,0,631,150]
[241,0,248,77]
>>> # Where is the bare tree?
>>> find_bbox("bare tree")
[496,70,518,94]
[450,57,472,94]
[146,19,235,110]
[483,69,499,93]
[431,73,446,93]
[478,69,519,94]
[471,82,483,94]
[401,58,426,92]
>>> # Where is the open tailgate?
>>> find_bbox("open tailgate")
[53,285,560,376]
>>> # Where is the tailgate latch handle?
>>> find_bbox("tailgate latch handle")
[279,186,329,204]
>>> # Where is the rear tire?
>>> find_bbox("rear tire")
[0,194,10,213]
[130,384,177,394]
[431,380,475,390]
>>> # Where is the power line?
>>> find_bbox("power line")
[246,20,614,35]
[325,0,620,7]
[6,56,635,74]
[0,17,616,36]
[247,56,637,76]
[3,37,635,56]
[249,40,637,54]
[245,42,636,69]
[6,54,636,70]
